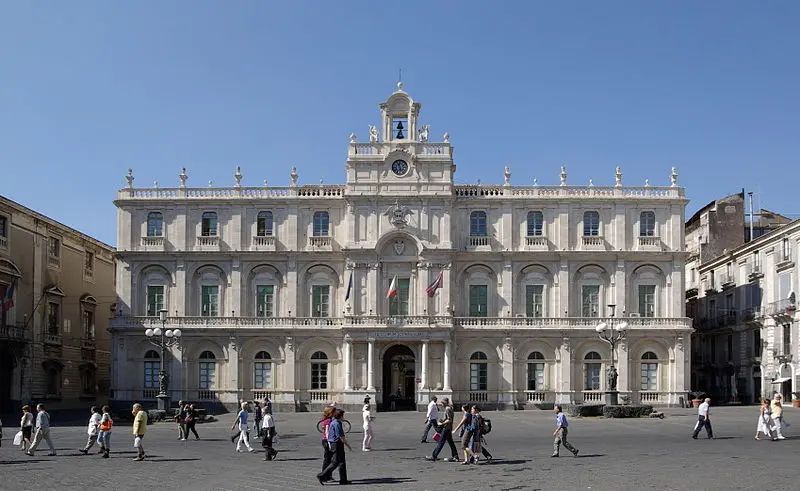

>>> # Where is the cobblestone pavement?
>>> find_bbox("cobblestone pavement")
[1,406,800,490]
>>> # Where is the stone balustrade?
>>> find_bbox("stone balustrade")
[141,236,165,249]
[525,236,548,250]
[118,185,346,201]
[638,236,661,249]
[251,235,276,251]
[455,185,685,199]
[308,236,332,248]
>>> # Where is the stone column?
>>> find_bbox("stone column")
[443,340,451,390]
[367,263,378,315]
[557,337,573,404]
[501,337,514,408]
[617,339,630,396]
[227,335,240,405]
[421,339,429,389]
[343,336,352,391]
[230,259,241,317]
[174,260,186,316]
[367,337,375,390]
[283,337,296,406]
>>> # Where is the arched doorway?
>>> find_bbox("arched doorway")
[0,346,17,413]
[382,344,415,411]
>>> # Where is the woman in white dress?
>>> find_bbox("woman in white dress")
[755,399,774,440]
[362,402,375,451]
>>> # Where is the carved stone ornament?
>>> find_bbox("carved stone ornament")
[384,200,412,228]
[393,239,406,256]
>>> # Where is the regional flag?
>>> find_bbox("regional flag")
[2,279,15,311]
[345,272,353,301]
[386,275,398,298]
[425,271,443,297]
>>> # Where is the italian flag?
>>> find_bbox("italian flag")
[386,275,398,298]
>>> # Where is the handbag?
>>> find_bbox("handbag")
[13,431,23,446]
[433,431,442,442]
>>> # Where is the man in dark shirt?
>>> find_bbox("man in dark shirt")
[317,409,352,485]
[425,397,459,462]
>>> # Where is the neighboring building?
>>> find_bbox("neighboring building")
[111,84,692,412]
[687,196,798,404]
[0,196,115,414]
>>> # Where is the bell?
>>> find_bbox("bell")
[395,120,405,139]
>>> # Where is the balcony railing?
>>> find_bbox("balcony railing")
[349,142,452,159]
[251,390,273,401]
[44,333,62,345]
[453,185,685,200]
[637,391,667,404]
[765,298,797,316]
[118,185,347,201]
[141,236,165,249]
[308,236,332,248]
[0,235,7,250]
[47,255,60,269]
[308,390,330,402]
[0,324,26,341]
[524,390,547,403]
[637,236,661,249]
[81,339,96,350]
[196,236,220,249]
[582,391,603,403]
[581,236,605,249]
[197,389,219,401]
[525,236,548,250]
[142,389,159,399]
[252,235,276,251]
[720,274,735,288]
[467,236,490,248]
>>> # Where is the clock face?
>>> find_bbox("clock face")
[391,159,409,176]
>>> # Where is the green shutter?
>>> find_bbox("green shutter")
[390,278,410,316]
[469,285,488,317]
[526,285,543,318]
[257,285,274,317]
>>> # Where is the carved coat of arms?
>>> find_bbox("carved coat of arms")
[384,200,412,228]
[393,239,405,255]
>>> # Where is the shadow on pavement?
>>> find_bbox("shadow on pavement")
[147,457,202,462]
[575,453,605,458]
[281,457,317,461]
[348,477,415,485]
[491,459,530,465]
[710,437,738,440]
[372,448,415,452]
[0,459,51,464]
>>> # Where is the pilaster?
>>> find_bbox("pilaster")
[501,337,514,407]
[420,339,429,389]
[556,337,573,404]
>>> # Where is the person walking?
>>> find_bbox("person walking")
[552,405,579,458]
[19,405,34,452]
[176,401,188,440]
[317,408,352,485]
[264,395,273,416]
[320,405,336,481]
[362,401,375,451]
[97,405,113,458]
[185,403,200,440]
[79,406,102,454]
[261,411,278,461]
[132,403,148,461]
[421,396,439,443]
[755,399,775,440]
[425,398,459,462]
[231,402,254,452]
[692,397,714,440]
[771,395,786,440]
[253,401,263,438]
[26,404,56,456]
[461,406,484,465]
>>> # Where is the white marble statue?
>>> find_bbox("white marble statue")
[368,125,379,143]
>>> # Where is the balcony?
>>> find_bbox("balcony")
[196,235,220,250]
[454,316,692,330]
[581,236,605,251]
[720,274,735,289]
[637,236,661,251]
[466,235,490,249]
[0,324,26,341]
[141,236,165,251]
[308,236,332,250]
[765,298,797,318]
[47,254,60,269]
[81,339,96,350]
[44,333,62,345]
[636,391,668,405]
[251,235,276,251]
[110,315,455,330]
[776,251,794,271]
[524,236,548,251]
[748,264,763,281]
[582,391,603,403]
[524,391,548,404]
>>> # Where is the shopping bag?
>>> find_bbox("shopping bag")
[133,436,142,448]
[273,435,280,446]
[13,431,23,446]
[433,431,442,442]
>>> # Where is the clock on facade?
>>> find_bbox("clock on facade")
[391,159,409,176]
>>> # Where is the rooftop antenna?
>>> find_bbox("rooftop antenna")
[396,68,403,90]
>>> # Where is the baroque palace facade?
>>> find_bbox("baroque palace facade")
[111,85,691,411]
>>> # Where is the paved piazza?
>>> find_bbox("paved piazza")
[1,406,798,490]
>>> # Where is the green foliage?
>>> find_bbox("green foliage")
[602,405,654,418]
[565,404,605,418]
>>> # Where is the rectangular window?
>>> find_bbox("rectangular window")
[0,215,7,238]
[470,362,488,391]
[47,302,59,335]
[313,212,329,237]
[527,363,545,391]
[84,252,94,276]
[312,285,330,318]
[389,278,410,316]
[254,362,272,389]
[143,361,159,389]
[584,363,601,390]
[708,299,716,322]
[527,211,543,237]
[639,211,656,237]
[199,362,216,389]
[469,285,488,317]
[582,285,600,317]
[709,270,715,289]
[583,211,600,236]
[638,285,656,317]
[48,237,60,258]
[146,286,165,317]
[201,212,218,236]
[784,324,791,356]
[470,212,488,237]
[782,238,790,261]
[753,328,761,357]
[256,285,275,317]
[641,363,658,391]
[526,285,544,318]
[311,362,328,389]
[82,310,95,340]
[778,272,792,301]
[201,285,219,317]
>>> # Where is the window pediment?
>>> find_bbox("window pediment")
[45,285,65,297]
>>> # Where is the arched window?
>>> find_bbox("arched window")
[583,211,600,236]
[470,211,487,237]
[641,351,658,391]
[313,211,329,237]
[254,351,272,389]
[527,351,545,391]
[469,351,488,391]
[147,212,164,237]
[198,351,216,390]
[201,212,218,236]
[584,351,601,390]
[143,350,159,393]
[310,351,328,390]
[257,211,274,237]
[640,211,656,237]
[526,211,544,237]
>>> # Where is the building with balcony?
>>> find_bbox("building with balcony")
[0,195,115,415]
[111,84,691,411]
[687,209,799,404]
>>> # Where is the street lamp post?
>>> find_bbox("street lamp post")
[145,309,182,411]
[595,304,628,406]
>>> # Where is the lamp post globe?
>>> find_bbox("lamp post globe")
[145,328,154,337]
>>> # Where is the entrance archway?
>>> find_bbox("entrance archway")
[382,344,415,411]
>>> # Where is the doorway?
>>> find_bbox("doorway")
[0,346,16,413]
[382,344,415,411]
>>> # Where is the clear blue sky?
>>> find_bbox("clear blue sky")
[2,1,798,246]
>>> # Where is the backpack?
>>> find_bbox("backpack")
[482,418,492,435]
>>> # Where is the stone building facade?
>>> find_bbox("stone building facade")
[0,196,115,414]
[110,85,692,411]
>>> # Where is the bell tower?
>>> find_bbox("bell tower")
[380,82,422,142]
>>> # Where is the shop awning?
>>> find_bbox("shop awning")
[772,377,791,384]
